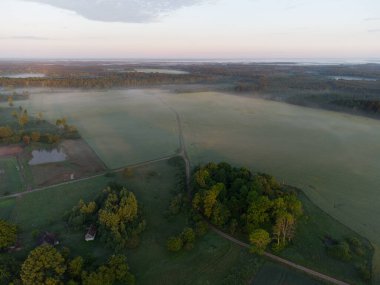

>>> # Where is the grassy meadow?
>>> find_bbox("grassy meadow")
[4,87,380,281]
[0,160,266,284]
[0,157,23,195]
[252,262,325,285]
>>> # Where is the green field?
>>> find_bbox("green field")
[253,262,325,285]
[0,160,265,284]
[0,157,23,195]
[280,190,372,284]
[9,89,179,168]
[4,87,380,281]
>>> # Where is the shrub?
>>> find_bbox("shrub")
[167,236,183,252]
[327,241,352,261]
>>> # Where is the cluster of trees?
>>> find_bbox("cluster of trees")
[332,99,380,114]
[0,72,207,89]
[16,244,135,285]
[65,184,146,251]
[0,107,79,145]
[192,162,303,253]
[0,219,17,250]
[166,227,196,252]
[326,236,371,282]
[0,91,30,105]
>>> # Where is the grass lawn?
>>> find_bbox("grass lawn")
[0,159,263,284]
[252,261,325,285]
[0,157,370,284]
[279,189,373,285]
[0,157,24,195]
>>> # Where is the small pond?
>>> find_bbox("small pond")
[0,73,46,78]
[29,149,67,165]
[133,68,189,75]
[329,76,377,81]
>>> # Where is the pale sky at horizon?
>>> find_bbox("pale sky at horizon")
[0,0,379,59]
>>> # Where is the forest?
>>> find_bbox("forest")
[191,162,303,253]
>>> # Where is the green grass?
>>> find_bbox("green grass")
[0,106,59,136]
[0,160,263,284]
[0,157,23,195]
[252,262,325,285]
[8,176,111,232]
[119,159,263,285]
[280,190,373,285]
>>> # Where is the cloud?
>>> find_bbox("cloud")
[364,17,380,22]
[0,36,51,40]
[368,29,380,33]
[24,0,209,23]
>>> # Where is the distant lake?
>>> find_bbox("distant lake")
[134,68,189,75]
[29,149,67,165]
[0,73,46,78]
[329,76,377,81]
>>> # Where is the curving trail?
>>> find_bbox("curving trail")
[0,99,350,285]
[0,154,177,200]
[168,104,351,285]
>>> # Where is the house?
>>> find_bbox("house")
[85,225,97,241]
[37,232,59,246]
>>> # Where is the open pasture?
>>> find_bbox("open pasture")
[253,262,323,285]
[10,89,179,169]
[6,87,380,280]
[19,139,106,188]
[0,157,23,195]
[0,159,263,284]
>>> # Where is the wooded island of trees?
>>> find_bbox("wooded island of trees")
[191,162,303,253]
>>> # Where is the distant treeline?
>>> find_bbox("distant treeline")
[0,73,211,89]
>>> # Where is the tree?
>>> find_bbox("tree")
[194,168,210,188]
[20,244,66,285]
[246,196,272,231]
[12,107,28,128]
[327,241,352,261]
[0,219,17,250]
[249,229,271,255]
[0,126,13,139]
[107,255,135,284]
[23,135,31,145]
[181,227,195,244]
[166,236,183,252]
[31,132,41,142]
[123,167,134,178]
[81,255,135,285]
[68,256,84,278]
[203,183,224,218]
[272,212,295,246]
[7,96,13,107]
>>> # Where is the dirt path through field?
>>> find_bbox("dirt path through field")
[167,103,351,285]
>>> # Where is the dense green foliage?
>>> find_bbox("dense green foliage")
[20,245,66,285]
[18,244,134,285]
[0,219,17,249]
[65,184,146,251]
[0,107,79,145]
[192,162,303,252]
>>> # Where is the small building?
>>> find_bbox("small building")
[85,225,97,241]
[37,232,59,246]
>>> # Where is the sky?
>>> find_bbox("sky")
[0,0,379,59]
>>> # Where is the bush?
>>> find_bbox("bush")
[167,236,183,252]
[195,221,208,236]
[327,241,352,261]
[356,264,371,282]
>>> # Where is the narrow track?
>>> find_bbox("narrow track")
[1,101,350,285]
[169,104,350,285]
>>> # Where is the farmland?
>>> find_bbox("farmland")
[1,85,380,283]
[0,160,264,284]
[0,157,23,195]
